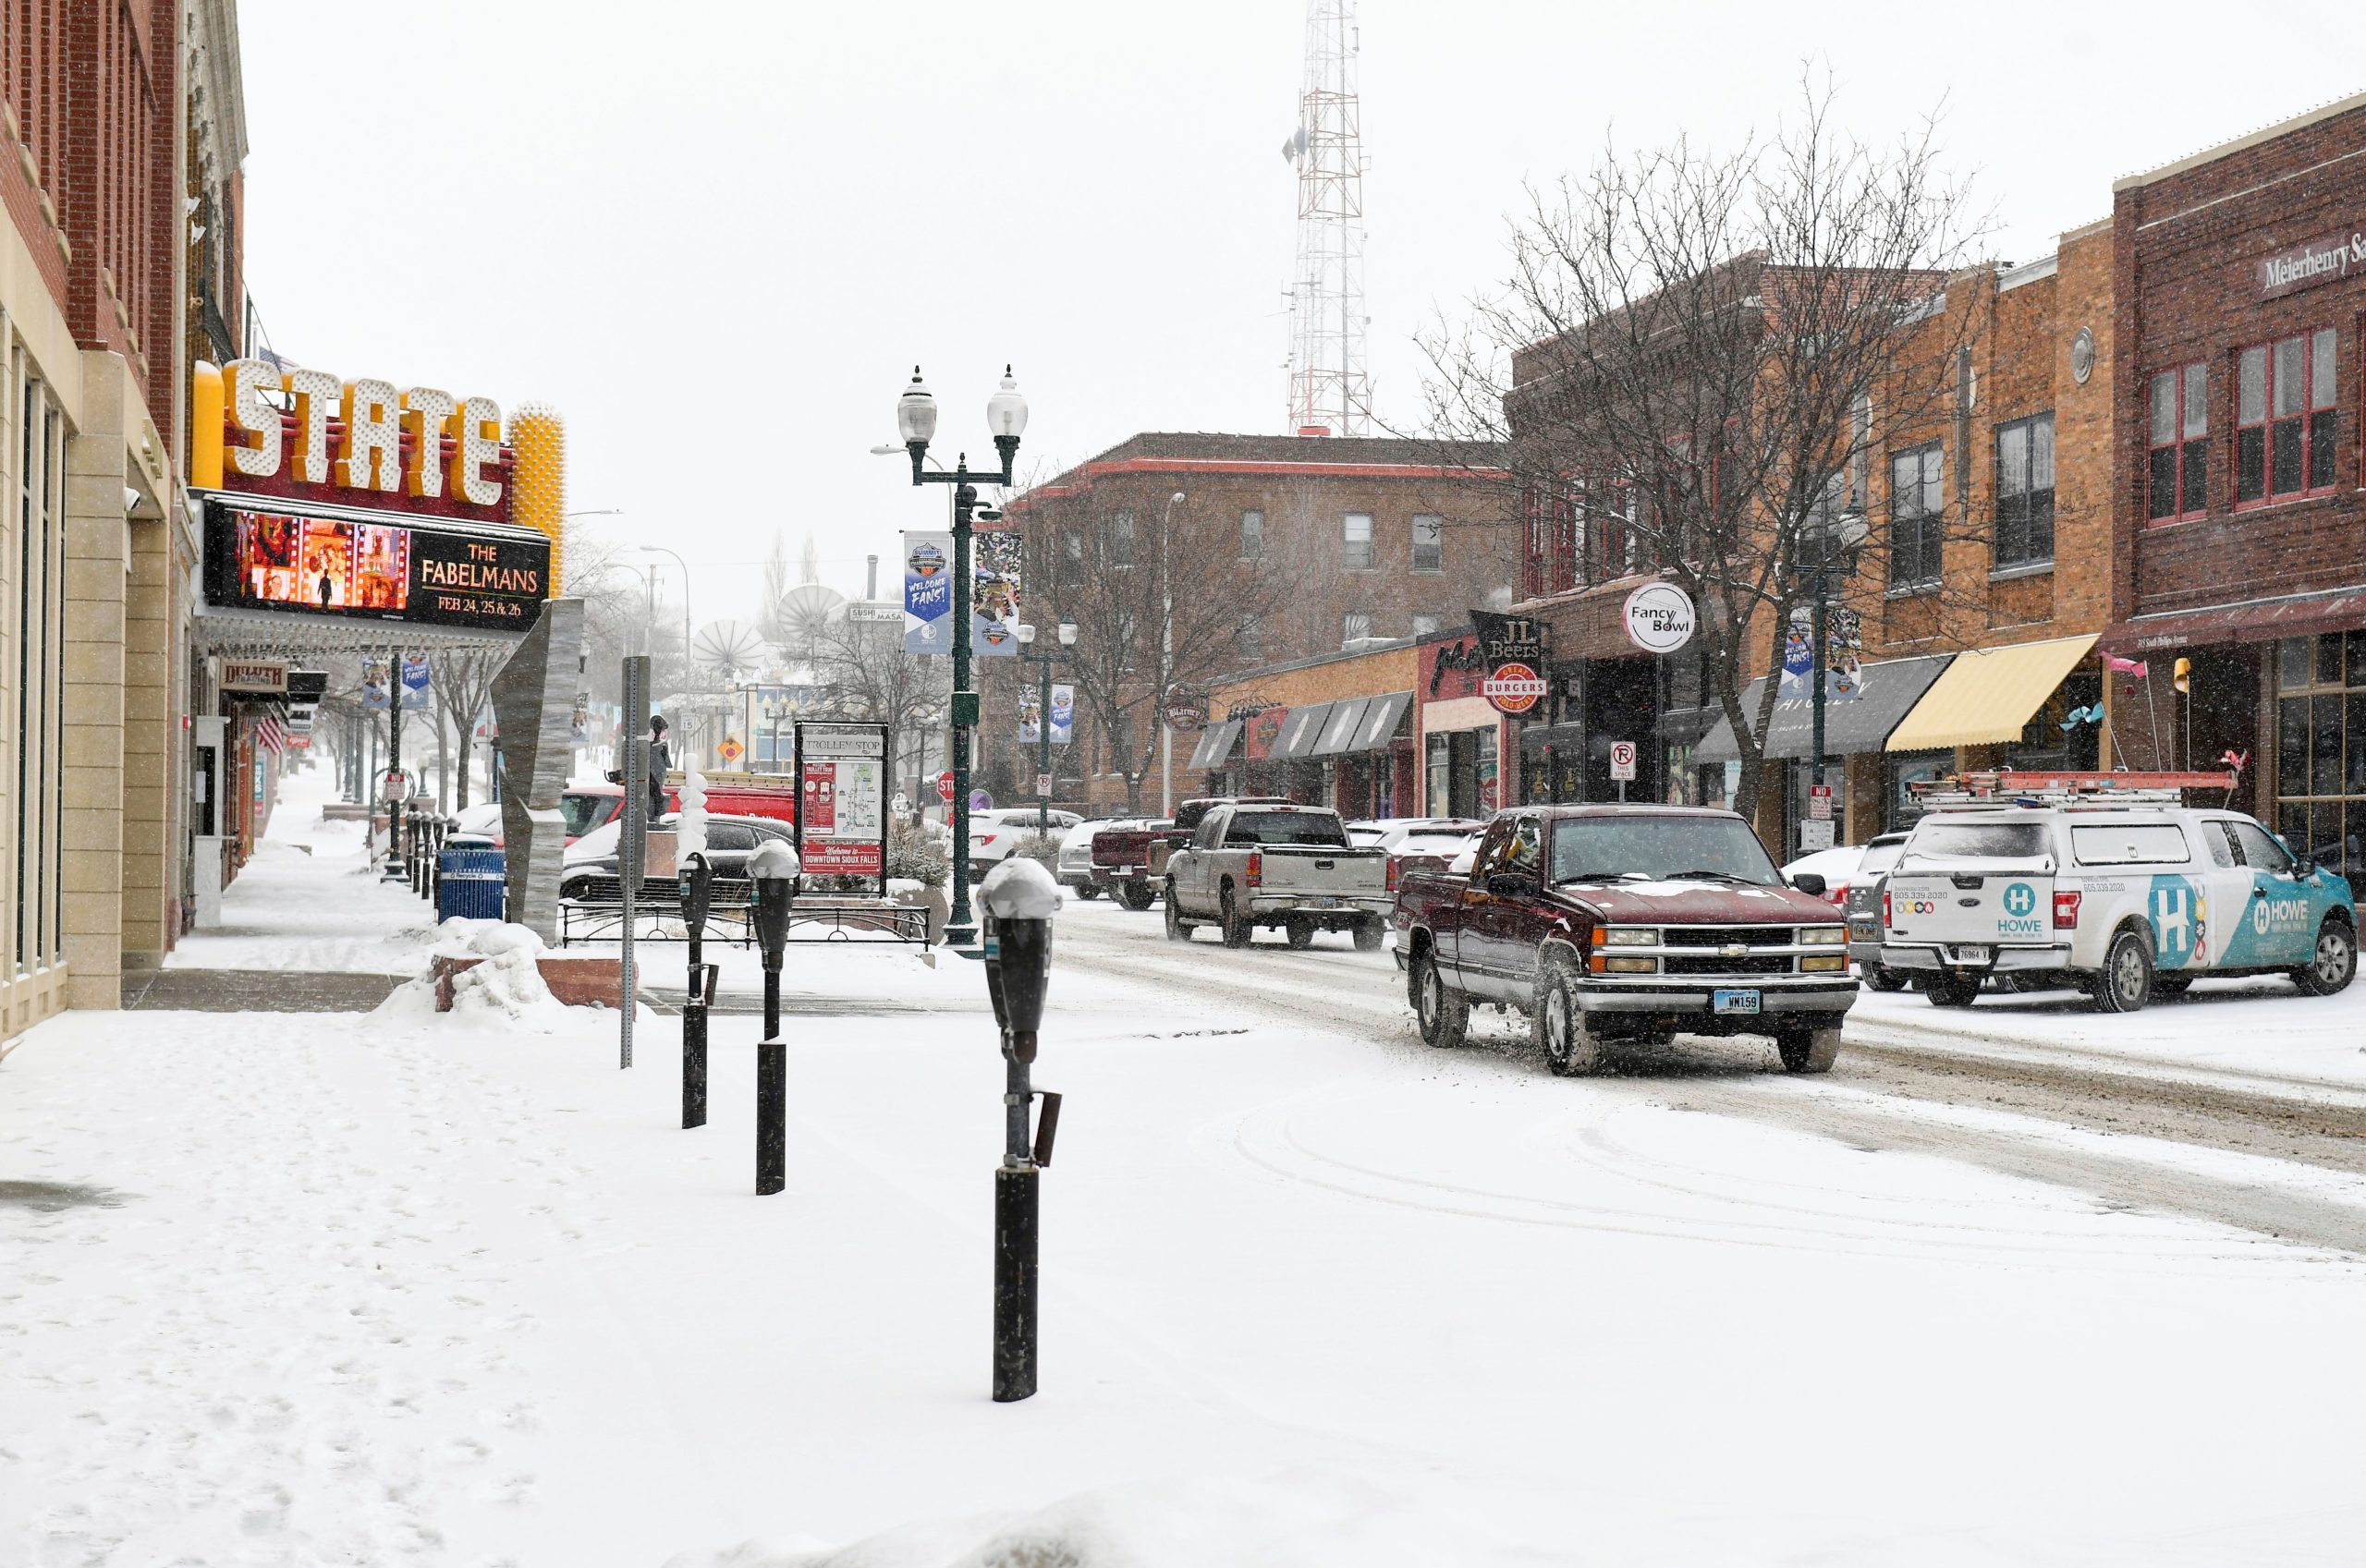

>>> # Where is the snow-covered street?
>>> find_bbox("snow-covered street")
[6,783,2366,1565]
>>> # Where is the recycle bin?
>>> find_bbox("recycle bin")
[436,846,507,922]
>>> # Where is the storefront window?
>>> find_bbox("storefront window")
[2275,632,2366,873]
[1477,727,1499,812]
[1426,733,1449,818]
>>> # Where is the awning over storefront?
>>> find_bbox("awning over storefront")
[1353,690,1413,750]
[1187,720,1242,771]
[2103,587,2366,654]
[1884,635,2097,752]
[1311,696,1371,756]
[1270,702,1335,762]
[1694,653,1955,765]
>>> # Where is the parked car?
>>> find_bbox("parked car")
[969,808,1081,882]
[1369,819,1491,879]
[1396,805,1854,1076]
[559,811,795,902]
[1163,802,1395,950]
[1056,818,1108,896]
[1089,818,1177,909]
[1843,833,1911,989]
[1882,804,2357,1012]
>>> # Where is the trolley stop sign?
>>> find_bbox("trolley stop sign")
[1482,661,1548,715]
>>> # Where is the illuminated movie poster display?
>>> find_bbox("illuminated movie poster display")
[210,504,551,632]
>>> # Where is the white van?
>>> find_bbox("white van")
[1881,804,2356,1012]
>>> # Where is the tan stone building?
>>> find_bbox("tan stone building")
[0,0,238,1045]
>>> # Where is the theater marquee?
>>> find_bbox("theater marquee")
[205,502,551,632]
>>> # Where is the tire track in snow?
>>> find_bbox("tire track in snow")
[1053,907,2366,1258]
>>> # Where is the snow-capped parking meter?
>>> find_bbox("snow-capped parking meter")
[979,857,1061,1403]
[748,838,800,1196]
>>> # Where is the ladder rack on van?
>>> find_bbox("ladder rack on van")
[1907,770,2237,809]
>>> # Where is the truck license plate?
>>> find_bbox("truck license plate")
[1948,945,1993,965]
[1713,989,1762,1015]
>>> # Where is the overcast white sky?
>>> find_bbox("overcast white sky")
[239,1,2359,631]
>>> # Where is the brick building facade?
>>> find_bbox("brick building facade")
[998,432,1513,817]
[2101,91,2366,870]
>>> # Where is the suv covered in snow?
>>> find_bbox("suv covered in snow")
[1882,804,2356,1011]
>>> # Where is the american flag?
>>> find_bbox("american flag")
[253,712,287,753]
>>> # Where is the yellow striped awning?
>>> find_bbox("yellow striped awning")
[1884,634,2098,752]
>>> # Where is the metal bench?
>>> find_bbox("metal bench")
[557,876,926,947]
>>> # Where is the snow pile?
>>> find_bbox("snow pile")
[981,856,1060,918]
[375,918,577,1032]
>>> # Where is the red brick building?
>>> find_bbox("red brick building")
[2101,91,2366,869]
[1000,432,1513,816]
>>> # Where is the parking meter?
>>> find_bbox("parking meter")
[978,857,1061,1403]
[750,838,800,970]
[981,859,1058,1064]
[748,837,800,1196]
[677,847,717,1131]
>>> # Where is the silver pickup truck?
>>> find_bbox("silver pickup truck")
[1162,802,1394,951]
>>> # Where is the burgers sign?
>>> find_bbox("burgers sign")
[1470,610,1549,717]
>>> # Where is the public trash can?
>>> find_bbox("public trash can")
[437,846,507,922]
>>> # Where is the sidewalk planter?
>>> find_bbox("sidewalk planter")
[431,954,624,1011]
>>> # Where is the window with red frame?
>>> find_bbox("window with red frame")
[2237,329,2336,504]
[1592,480,1634,581]
[2147,363,2207,522]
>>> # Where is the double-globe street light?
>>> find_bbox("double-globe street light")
[893,365,1028,946]
[1016,620,1077,835]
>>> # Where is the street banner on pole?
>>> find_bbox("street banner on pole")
[972,529,1023,658]
[1018,687,1042,744]
[399,653,433,711]
[903,532,954,655]
[1049,684,1074,746]
[361,658,392,711]
[793,721,888,886]
[1780,606,1864,702]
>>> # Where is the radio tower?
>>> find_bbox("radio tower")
[1282,0,1371,437]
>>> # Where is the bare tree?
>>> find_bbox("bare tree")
[1030,497,1308,813]
[808,612,945,799]
[428,649,506,808]
[1420,77,1992,822]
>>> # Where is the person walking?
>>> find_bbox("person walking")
[647,713,673,820]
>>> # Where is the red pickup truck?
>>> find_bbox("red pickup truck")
[1395,804,1854,1076]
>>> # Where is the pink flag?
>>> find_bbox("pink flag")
[2104,653,2149,676]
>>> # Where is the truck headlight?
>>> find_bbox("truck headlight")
[1798,926,1847,945]
[1592,926,1656,946]
[1600,955,1657,974]
[1799,954,1849,972]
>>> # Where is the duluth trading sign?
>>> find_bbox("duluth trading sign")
[2259,229,2366,298]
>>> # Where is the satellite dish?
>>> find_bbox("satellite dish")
[774,583,848,652]
[691,619,765,684]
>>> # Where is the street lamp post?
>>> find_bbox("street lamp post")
[1017,620,1077,834]
[631,543,695,754]
[1805,513,1870,829]
[1158,491,1185,817]
[893,365,1029,947]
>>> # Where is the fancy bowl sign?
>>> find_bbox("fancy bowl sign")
[1623,582,1698,654]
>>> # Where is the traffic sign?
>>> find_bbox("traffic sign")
[936,771,956,803]
[1808,784,1833,820]
[1035,772,1052,796]
[1799,819,1835,852]
[1608,740,1638,782]
[718,736,744,766]
[1481,660,1548,715]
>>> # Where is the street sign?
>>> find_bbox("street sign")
[718,736,745,766]
[1609,740,1638,782]
[936,771,956,803]
[1481,660,1548,715]
[1035,772,1052,796]
[1808,784,1833,820]
[1799,819,1835,852]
